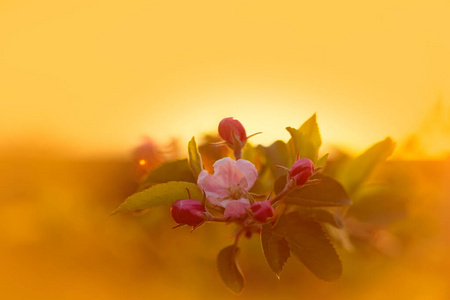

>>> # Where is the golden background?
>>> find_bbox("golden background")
[1,0,450,157]
[1,0,449,299]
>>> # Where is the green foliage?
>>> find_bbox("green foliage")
[249,167,274,195]
[113,115,402,294]
[337,137,395,194]
[242,143,272,194]
[348,185,408,225]
[217,245,245,294]
[139,159,196,190]
[287,113,322,162]
[261,223,290,278]
[316,153,329,169]
[111,181,202,215]
[257,140,293,178]
[273,212,342,281]
[275,174,351,207]
[188,137,203,179]
[247,140,292,194]
[242,142,260,162]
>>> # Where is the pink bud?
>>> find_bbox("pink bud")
[289,158,315,186]
[218,117,247,145]
[171,199,206,226]
[250,200,274,223]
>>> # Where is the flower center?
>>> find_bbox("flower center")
[226,184,245,199]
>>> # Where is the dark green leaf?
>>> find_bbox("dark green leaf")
[273,212,342,281]
[111,181,202,215]
[217,245,245,294]
[261,224,290,278]
[287,114,322,162]
[275,174,351,207]
[139,159,196,190]
[188,137,203,179]
[338,137,395,194]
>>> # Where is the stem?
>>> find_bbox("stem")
[233,147,242,160]
[270,185,295,205]
[207,215,230,223]
[234,228,244,247]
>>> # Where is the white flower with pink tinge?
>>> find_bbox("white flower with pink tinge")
[197,157,258,219]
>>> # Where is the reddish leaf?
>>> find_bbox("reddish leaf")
[273,212,342,281]
[296,208,343,228]
[275,174,351,207]
[261,223,290,278]
[217,245,245,294]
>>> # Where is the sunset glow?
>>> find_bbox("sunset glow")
[1,0,450,158]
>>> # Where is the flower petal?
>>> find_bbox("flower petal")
[236,159,258,190]
[197,157,258,210]
[213,157,247,188]
[198,158,247,198]
[224,200,251,219]
[197,169,229,199]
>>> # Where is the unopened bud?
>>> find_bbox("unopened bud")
[171,199,206,227]
[289,158,314,186]
[251,200,274,223]
[218,117,247,146]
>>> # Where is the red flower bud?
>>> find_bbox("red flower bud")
[171,199,206,227]
[250,200,274,223]
[218,117,247,145]
[289,158,315,186]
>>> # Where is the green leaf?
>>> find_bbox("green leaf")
[217,245,245,294]
[338,137,395,194]
[273,212,342,281]
[139,159,196,190]
[315,153,329,169]
[261,223,290,278]
[348,185,408,225]
[242,142,259,162]
[257,140,293,178]
[188,137,203,179]
[250,167,274,195]
[287,113,322,162]
[111,181,202,215]
[274,174,351,207]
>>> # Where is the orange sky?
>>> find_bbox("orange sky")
[1,0,450,158]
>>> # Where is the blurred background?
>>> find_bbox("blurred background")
[1,0,449,299]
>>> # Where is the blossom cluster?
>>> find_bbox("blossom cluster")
[114,114,396,294]
[170,118,317,229]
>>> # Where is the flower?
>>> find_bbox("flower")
[224,201,250,219]
[171,199,206,227]
[197,157,258,218]
[250,200,274,223]
[289,158,315,185]
[218,117,247,146]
